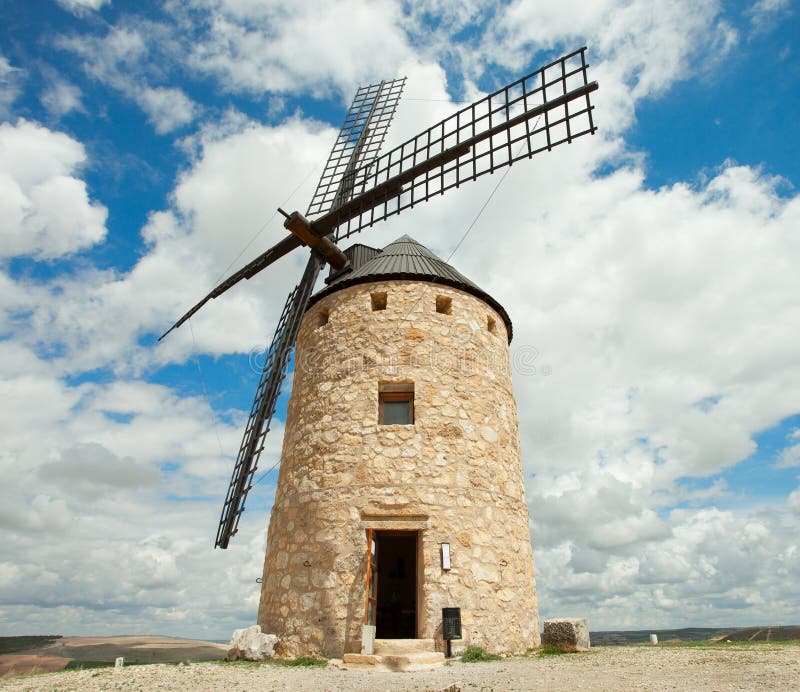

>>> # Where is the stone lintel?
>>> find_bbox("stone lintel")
[360,513,429,531]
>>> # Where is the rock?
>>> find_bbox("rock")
[228,625,279,661]
[542,618,590,652]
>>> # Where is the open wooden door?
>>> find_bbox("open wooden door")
[363,528,378,627]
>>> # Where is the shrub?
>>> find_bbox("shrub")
[460,646,501,663]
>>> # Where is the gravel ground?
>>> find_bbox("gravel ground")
[2,643,798,691]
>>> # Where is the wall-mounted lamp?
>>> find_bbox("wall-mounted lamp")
[441,543,451,571]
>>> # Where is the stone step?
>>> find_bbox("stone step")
[341,651,445,672]
[373,638,436,654]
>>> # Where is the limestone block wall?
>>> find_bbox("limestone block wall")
[257,279,539,657]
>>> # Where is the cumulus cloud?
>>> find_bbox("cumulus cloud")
[181,0,415,100]
[0,119,107,258]
[55,0,111,15]
[0,54,23,118]
[777,445,800,469]
[747,0,792,33]
[2,115,340,375]
[0,345,279,635]
[40,78,84,117]
[39,442,161,496]
[137,86,197,134]
[58,24,198,133]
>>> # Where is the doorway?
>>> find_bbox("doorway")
[374,531,418,638]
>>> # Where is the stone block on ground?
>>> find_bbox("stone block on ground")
[542,618,590,652]
[227,625,279,661]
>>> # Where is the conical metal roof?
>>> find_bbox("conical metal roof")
[308,235,512,341]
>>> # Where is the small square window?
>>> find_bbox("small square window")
[436,295,452,315]
[371,292,387,311]
[487,315,497,335]
[379,383,414,425]
[315,307,330,328]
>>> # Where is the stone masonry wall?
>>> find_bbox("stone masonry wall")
[258,279,539,657]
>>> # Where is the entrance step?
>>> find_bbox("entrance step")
[373,638,436,655]
[341,650,444,672]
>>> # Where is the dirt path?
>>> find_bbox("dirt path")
[2,643,799,691]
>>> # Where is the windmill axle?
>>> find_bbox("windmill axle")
[283,210,350,271]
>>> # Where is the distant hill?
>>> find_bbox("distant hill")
[709,626,800,643]
[591,628,738,645]
[591,626,800,645]
[0,636,62,655]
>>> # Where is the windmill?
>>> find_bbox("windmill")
[160,47,598,554]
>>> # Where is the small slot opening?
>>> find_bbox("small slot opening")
[371,292,388,311]
[316,307,330,328]
[487,315,497,335]
[436,295,452,315]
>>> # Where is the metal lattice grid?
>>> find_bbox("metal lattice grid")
[307,77,406,218]
[215,254,323,549]
[306,48,597,242]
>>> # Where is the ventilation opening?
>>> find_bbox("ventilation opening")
[379,382,414,425]
[371,292,387,311]
[436,295,452,315]
[487,315,497,335]
[315,307,330,328]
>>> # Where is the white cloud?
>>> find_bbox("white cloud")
[0,349,277,636]
[55,0,111,15]
[40,78,84,117]
[0,54,23,118]
[182,0,415,99]
[0,119,107,259]
[777,445,800,469]
[2,115,337,374]
[747,0,792,33]
[137,86,197,134]
[58,24,198,133]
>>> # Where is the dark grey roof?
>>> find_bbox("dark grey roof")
[308,235,512,341]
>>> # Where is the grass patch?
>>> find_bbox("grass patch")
[64,661,114,671]
[270,656,327,667]
[460,646,501,663]
[219,656,327,668]
[537,645,567,657]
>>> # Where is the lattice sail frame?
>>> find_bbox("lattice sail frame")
[307,77,406,218]
[308,47,597,242]
[214,80,406,549]
[215,255,322,549]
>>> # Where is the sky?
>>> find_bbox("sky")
[0,0,798,640]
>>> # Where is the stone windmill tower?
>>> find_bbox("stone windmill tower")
[257,236,538,657]
[161,49,597,662]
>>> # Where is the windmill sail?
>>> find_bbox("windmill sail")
[307,77,406,218]
[214,80,406,548]
[215,254,322,549]
[158,235,302,341]
[307,47,597,242]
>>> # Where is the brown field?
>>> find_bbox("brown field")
[0,635,228,679]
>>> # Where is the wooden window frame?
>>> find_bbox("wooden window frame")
[378,383,415,425]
